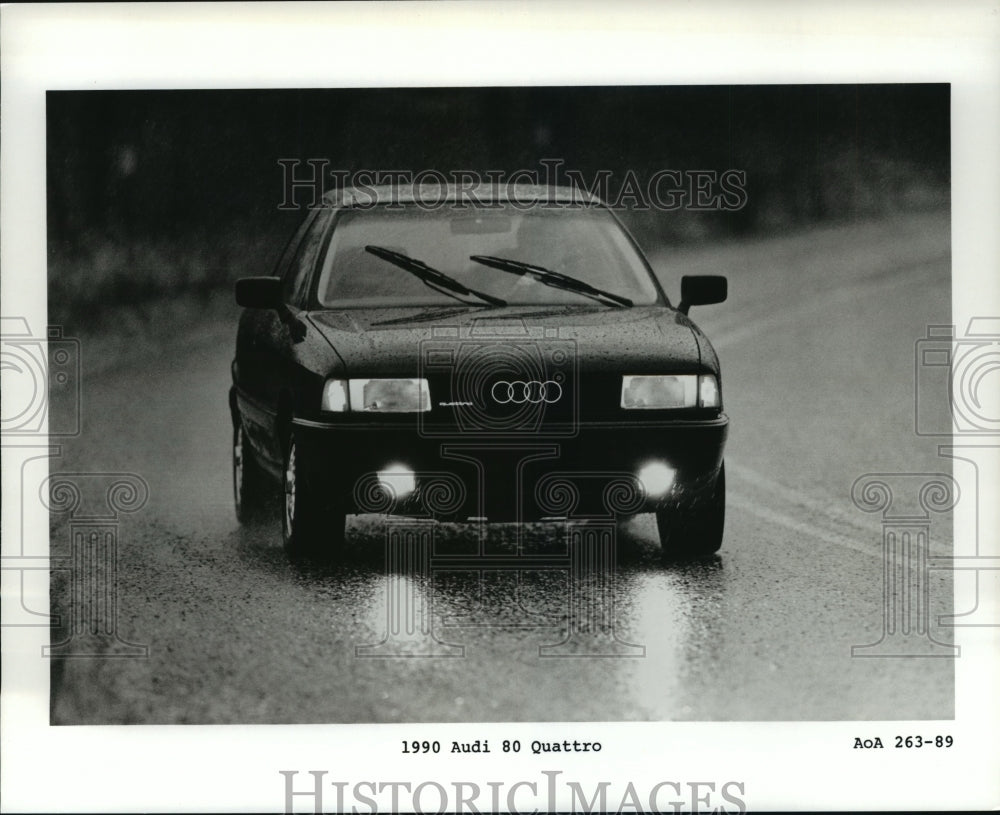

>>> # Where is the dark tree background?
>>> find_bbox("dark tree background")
[47,85,949,324]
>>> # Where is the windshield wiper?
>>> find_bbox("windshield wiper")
[468,255,633,307]
[365,246,506,307]
[372,305,483,327]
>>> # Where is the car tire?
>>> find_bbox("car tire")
[656,463,725,559]
[233,421,268,524]
[282,432,346,559]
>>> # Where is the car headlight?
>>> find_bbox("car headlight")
[321,378,431,412]
[698,374,719,408]
[321,379,350,412]
[620,374,720,409]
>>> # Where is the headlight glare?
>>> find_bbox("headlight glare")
[377,463,416,497]
[638,461,675,496]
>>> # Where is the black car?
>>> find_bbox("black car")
[230,184,728,558]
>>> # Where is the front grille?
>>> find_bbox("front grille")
[417,334,579,437]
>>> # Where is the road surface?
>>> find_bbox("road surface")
[49,211,954,723]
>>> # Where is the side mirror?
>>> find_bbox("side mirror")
[235,276,282,309]
[678,275,727,314]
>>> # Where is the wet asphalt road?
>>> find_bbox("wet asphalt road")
[50,211,954,723]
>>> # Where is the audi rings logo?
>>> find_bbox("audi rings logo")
[490,379,563,404]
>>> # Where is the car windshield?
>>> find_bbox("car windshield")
[315,203,660,308]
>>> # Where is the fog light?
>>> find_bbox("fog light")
[638,462,675,497]
[377,464,416,498]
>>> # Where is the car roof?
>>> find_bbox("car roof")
[320,183,606,208]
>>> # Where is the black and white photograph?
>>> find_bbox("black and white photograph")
[42,83,955,725]
[2,3,998,813]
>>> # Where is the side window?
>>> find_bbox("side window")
[283,208,333,307]
[273,208,318,279]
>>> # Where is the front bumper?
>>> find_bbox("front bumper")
[291,415,727,521]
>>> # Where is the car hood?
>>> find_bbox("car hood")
[307,305,703,375]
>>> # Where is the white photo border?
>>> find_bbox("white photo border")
[2,2,998,811]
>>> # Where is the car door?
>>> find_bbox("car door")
[236,207,332,469]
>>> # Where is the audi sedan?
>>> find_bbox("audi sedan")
[230,184,728,558]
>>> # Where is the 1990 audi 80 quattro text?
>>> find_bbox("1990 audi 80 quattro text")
[230,185,728,558]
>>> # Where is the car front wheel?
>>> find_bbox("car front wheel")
[656,463,725,559]
[282,433,346,559]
